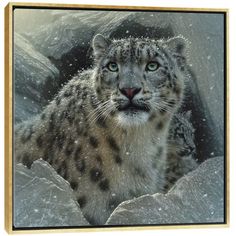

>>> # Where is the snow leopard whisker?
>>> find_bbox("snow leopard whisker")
[152,101,174,115]
[89,101,114,125]
[88,101,111,124]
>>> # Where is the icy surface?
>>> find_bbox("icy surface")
[106,156,224,225]
[14,160,90,227]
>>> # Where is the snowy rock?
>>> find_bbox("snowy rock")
[14,159,90,228]
[14,33,59,123]
[15,10,133,59]
[106,156,224,225]
[13,157,224,227]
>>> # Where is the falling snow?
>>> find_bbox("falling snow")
[13,9,225,227]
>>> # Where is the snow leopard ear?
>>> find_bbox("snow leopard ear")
[164,36,188,55]
[92,34,111,58]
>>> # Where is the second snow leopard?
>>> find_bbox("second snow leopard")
[15,34,196,225]
[165,111,198,190]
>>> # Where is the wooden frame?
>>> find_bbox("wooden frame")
[5,2,229,233]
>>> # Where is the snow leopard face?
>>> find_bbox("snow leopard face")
[92,34,187,127]
[169,111,196,157]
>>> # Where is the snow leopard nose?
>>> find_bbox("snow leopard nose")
[119,87,141,100]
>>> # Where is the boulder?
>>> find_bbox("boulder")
[106,156,224,225]
[14,159,90,228]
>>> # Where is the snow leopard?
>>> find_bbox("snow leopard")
[15,34,191,225]
[165,110,198,190]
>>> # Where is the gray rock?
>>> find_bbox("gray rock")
[15,10,133,59]
[14,159,90,228]
[106,156,224,225]
[14,33,59,123]
[13,157,224,227]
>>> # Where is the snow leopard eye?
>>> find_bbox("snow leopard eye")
[146,61,160,71]
[107,62,118,72]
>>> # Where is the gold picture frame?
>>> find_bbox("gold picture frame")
[5,2,229,233]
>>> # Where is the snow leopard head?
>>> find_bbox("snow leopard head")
[92,34,188,127]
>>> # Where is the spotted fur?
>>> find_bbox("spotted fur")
[15,34,190,225]
[165,111,198,190]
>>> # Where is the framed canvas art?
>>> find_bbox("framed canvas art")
[4,2,229,233]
